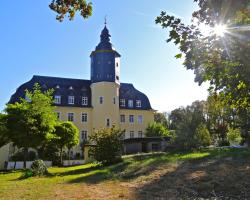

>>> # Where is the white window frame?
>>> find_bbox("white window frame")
[128,100,133,108]
[82,97,88,106]
[136,100,142,108]
[130,131,134,138]
[120,114,125,123]
[138,115,143,124]
[81,113,88,123]
[81,130,88,141]
[100,96,104,104]
[120,99,125,107]
[54,95,61,104]
[68,96,75,105]
[138,131,143,138]
[129,115,134,123]
[67,113,74,122]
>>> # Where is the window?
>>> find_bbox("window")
[138,115,143,124]
[100,96,104,104]
[129,115,134,123]
[116,62,119,67]
[136,100,142,108]
[81,113,88,123]
[120,99,125,107]
[128,100,133,108]
[130,131,134,138]
[113,97,116,104]
[68,113,74,121]
[54,95,61,104]
[138,131,143,138]
[116,76,119,81]
[56,112,61,120]
[82,97,88,105]
[106,119,110,127]
[68,96,74,105]
[120,115,125,123]
[81,130,88,141]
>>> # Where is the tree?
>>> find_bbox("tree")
[49,0,93,22]
[53,121,79,165]
[154,112,169,128]
[156,0,249,114]
[145,122,170,137]
[0,113,9,148]
[194,123,211,147]
[5,83,57,168]
[89,126,124,165]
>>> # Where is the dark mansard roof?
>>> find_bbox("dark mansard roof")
[9,75,152,110]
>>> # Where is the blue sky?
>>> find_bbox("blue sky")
[0,0,208,112]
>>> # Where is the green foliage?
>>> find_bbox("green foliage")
[154,112,169,128]
[10,150,37,161]
[194,124,211,147]
[89,126,124,166]
[30,160,48,177]
[145,122,170,137]
[0,113,9,148]
[227,128,242,145]
[5,83,57,167]
[156,0,250,113]
[53,121,79,165]
[49,0,93,22]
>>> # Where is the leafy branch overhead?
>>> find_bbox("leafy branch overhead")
[155,0,250,111]
[49,0,93,22]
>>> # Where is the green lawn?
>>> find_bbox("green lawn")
[0,148,250,200]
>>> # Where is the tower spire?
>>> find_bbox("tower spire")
[104,15,107,26]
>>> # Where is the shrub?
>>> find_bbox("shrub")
[227,128,242,145]
[145,122,170,137]
[89,126,124,165]
[30,160,48,176]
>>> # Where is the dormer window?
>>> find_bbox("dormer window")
[55,85,60,89]
[69,86,74,90]
[136,100,142,108]
[82,97,88,106]
[68,96,74,105]
[99,96,104,104]
[120,99,125,107]
[128,100,133,108]
[54,95,61,104]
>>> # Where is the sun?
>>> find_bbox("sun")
[213,24,227,37]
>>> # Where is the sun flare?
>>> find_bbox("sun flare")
[213,24,227,37]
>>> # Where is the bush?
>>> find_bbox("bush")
[145,122,170,137]
[227,128,242,145]
[89,126,124,166]
[194,124,211,147]
[30,160,48,176]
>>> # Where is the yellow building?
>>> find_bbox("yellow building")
[7,24,155,159]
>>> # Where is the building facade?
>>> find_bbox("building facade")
[7,25,155,159]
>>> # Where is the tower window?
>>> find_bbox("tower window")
[120,115,125,123]
[82,97,88,105]
[68,113,74,122]
[120,99,125,107]
[54,95,61,104]
[81,113,88,123]
[106,119,110,127]
[129,115,134,123]
[99,96,104,104]
[128,100,133,108]
[136,100,142,108]
[116,76,119,81]
[130,131,134,138]
[116,63,119,67]
[113,97,116,104]
[81,130,88,141]
[68,96,74,105]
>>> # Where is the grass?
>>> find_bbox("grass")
[0,148,250,200]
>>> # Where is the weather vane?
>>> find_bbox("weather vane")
[104,15,107,25]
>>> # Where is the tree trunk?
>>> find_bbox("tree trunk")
[68,149,70,161]
[60,147,63,166]
[23,147,28,169]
